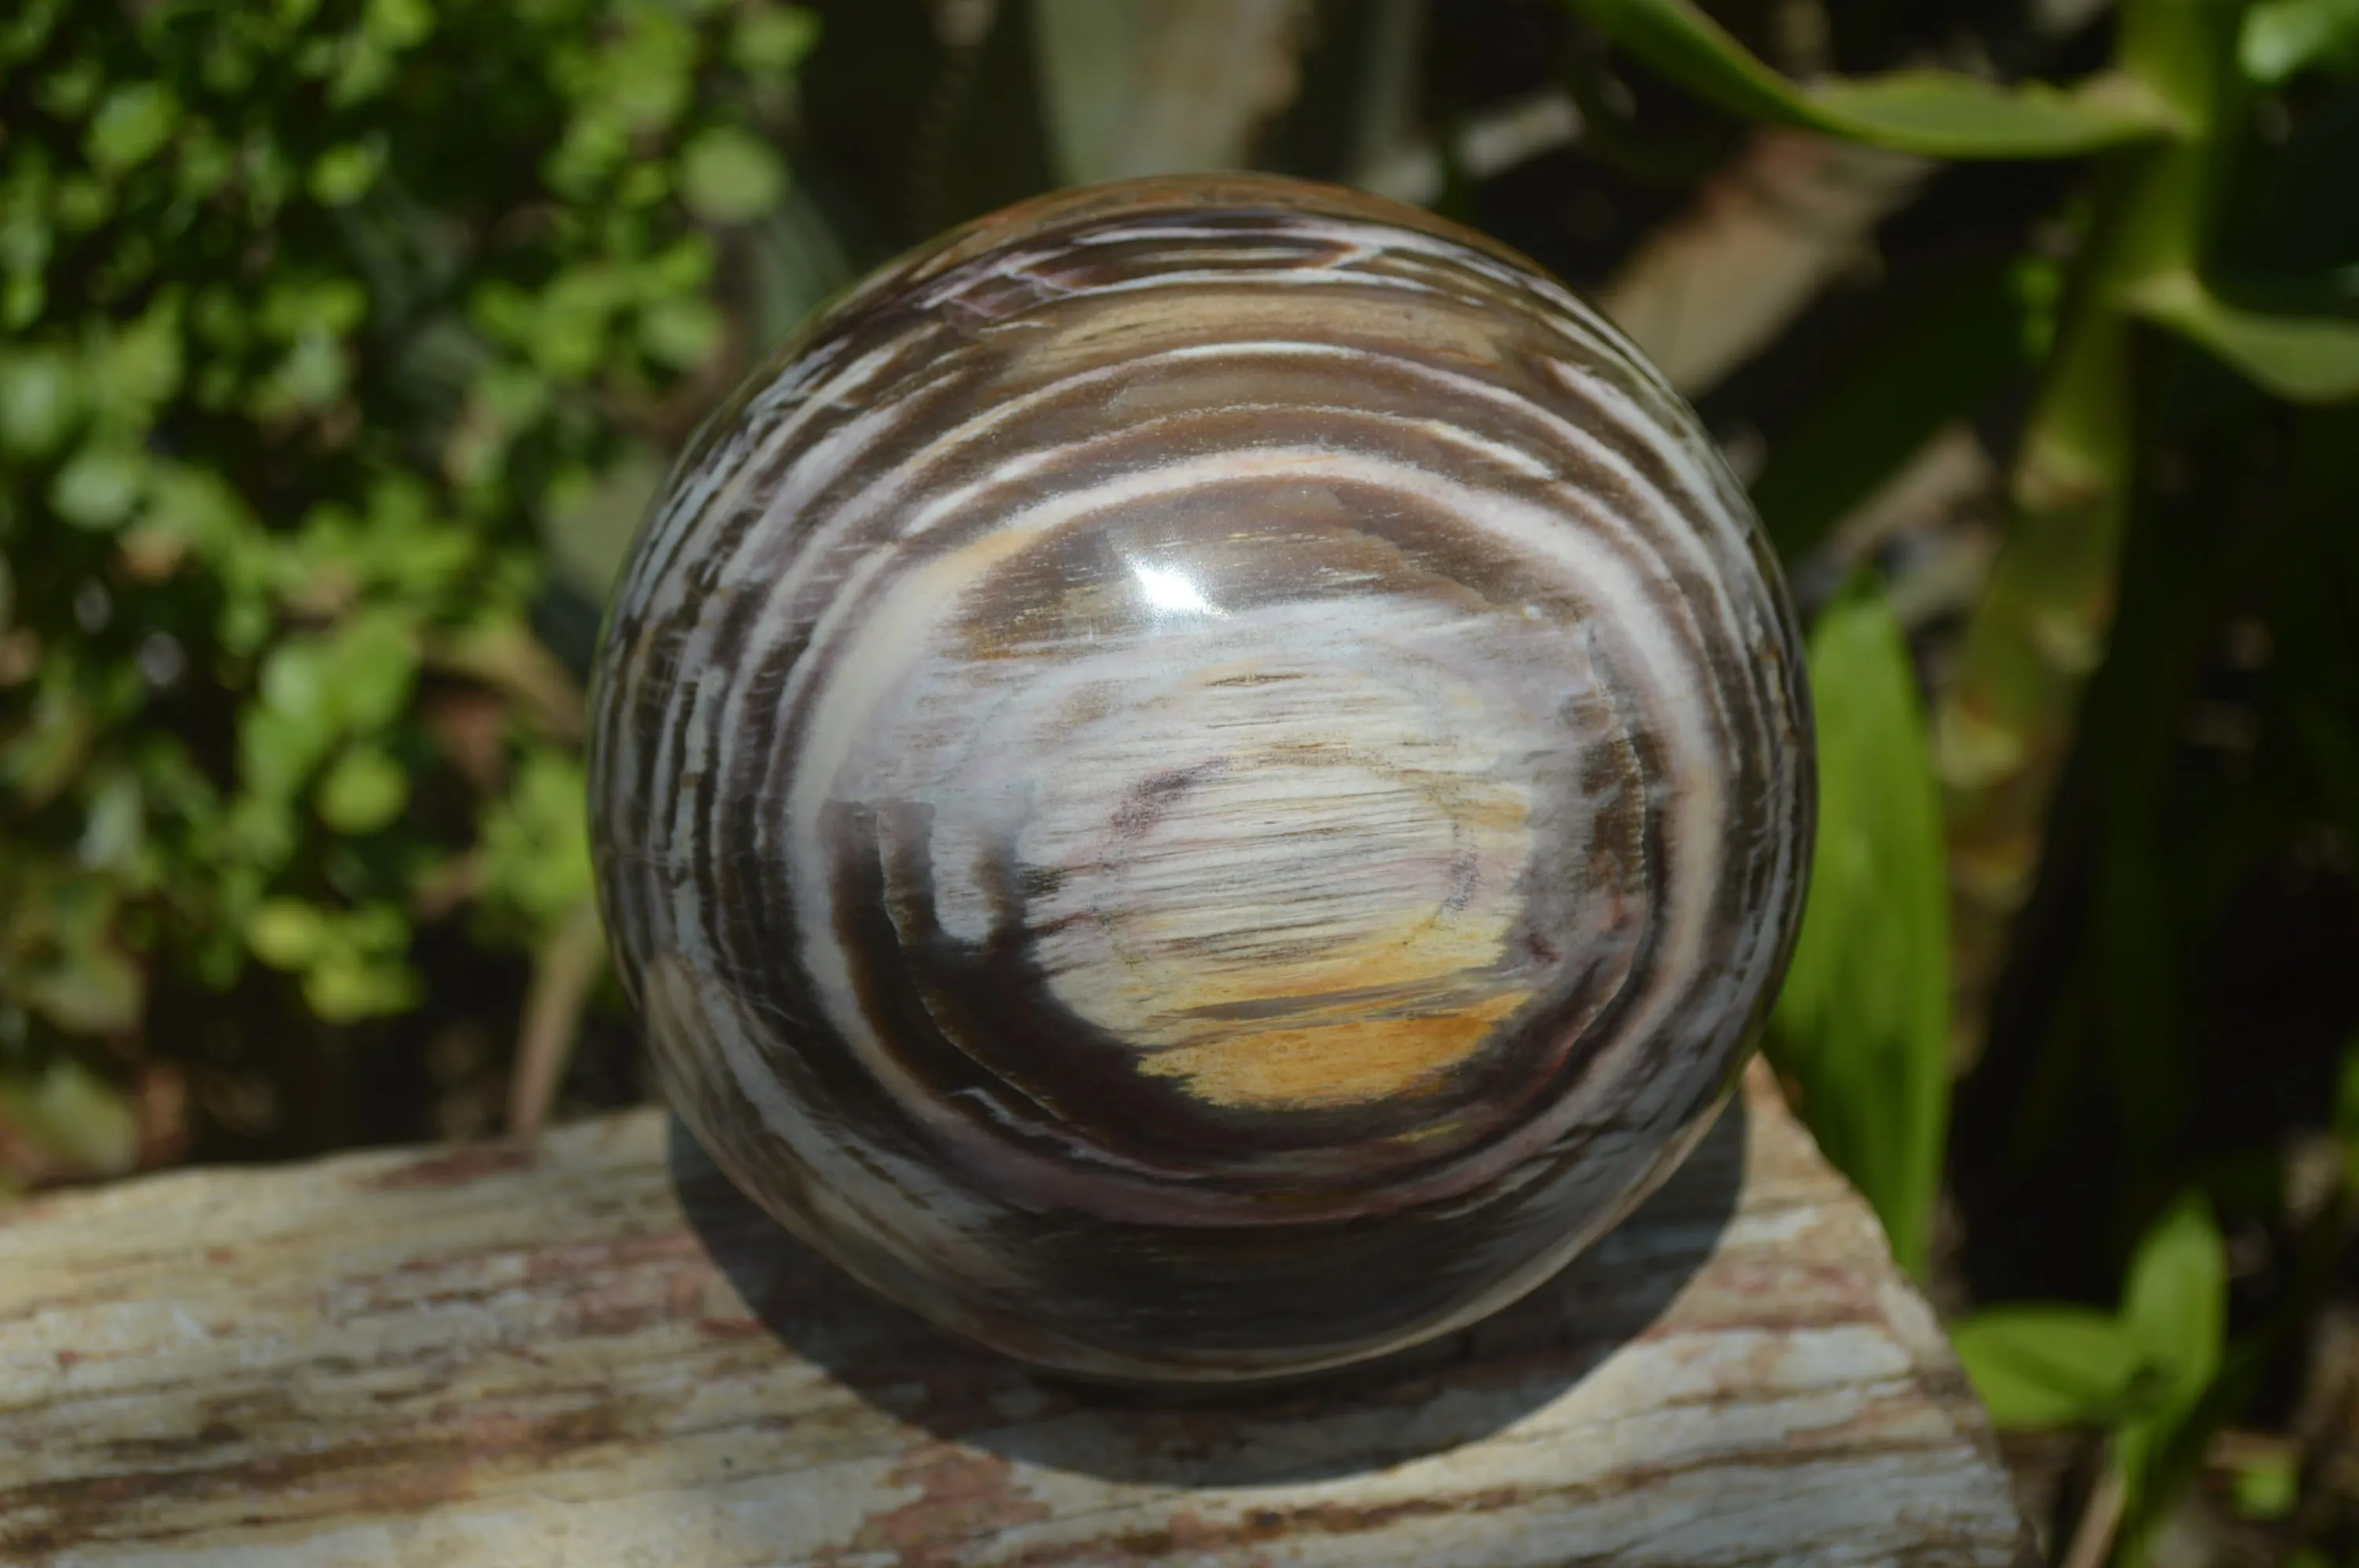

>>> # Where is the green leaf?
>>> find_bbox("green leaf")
[94,292,187,417]
[303,948,420,1022]
[526,263,628,379]
[597,5,700,132]
[638,295,722,370]
[732,4,819,74]
[321,609,420,733]
[247,611,419,800]
[639,234,717,297]
[2230,1453,2300,1520]
[36,56,104,119]
[2113,1194,2228,1530]
[2241,0,2359,84]
[247,898,328,968]
[0,348,82,456]
[478,747,594,928]
[2128,271,2359,402]
[49,445,147,530]
[140,462,256,561]
[5,274,45,332]
[248,899,419,1021]
[1768,578,1950,1276]
[176,129,238,200]
[678,129,787,224]
[308,141,384,205]
[259,276,368,341]
[300,902,418,1022]
[362,0,434,51]
[86,84,180,173]
[1948,1306,2163,1428]
[317,745,408,833]
[1561,0,2175,156]
[304,955,419,1021]
[0,0,63,64]
[2120,1194,2226,1399]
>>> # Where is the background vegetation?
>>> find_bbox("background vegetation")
[5,0,2357,1562]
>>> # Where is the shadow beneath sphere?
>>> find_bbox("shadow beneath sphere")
[669,1094,1747,1488]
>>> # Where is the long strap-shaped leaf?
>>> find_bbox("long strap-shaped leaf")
[1769,579,1951,1280]
[1562,0,2179,156]
[2125,270,2359,401]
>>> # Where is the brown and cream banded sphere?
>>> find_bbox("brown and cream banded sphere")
[589,175,1814,1384]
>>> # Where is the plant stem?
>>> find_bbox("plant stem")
[506,898,606,1141]
[1932,0,2241,1061]
[2063,1454,2127,1568]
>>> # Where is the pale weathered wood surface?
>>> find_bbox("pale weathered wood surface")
[0,1066,2028,1566]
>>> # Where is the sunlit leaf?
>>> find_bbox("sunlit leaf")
[2241,0,2359,84]
[86,83,180,173]
[732,4,819,74]
[1768,576,1949,1276]
[316,745,408,833]
[678,129,787,224]
[322,610,420,733]
[478,747,594,928]
[94,293,185,416]
[362,0,434,52]
[258,276,368,342]
[1948,1306,2165,1428]
[2231,1453,2301,1520]
[0,348,81,455]
[247,898,328,968]
[638,295,722,370]
[308,141,384,205]
[291,901,420,1022]
[0,0,824,1062]
[1561,0,2175,155]
[303,949,420,1022]
[598,5,699,131]
[49,444,147,529]
[255,332,350,414]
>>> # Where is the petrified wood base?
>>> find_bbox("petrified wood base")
[1,1065,2027,1566]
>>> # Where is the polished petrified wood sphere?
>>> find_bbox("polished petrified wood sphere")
[589,174,1813,1383]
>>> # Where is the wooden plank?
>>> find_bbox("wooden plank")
[0,1066,2029,1566]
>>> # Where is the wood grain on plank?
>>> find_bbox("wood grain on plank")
[0,1067,2028,1566]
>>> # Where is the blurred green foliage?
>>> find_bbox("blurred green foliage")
[0,0,815,1174]
[7,0,2359,1554]
[1567,0,2359,1555]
